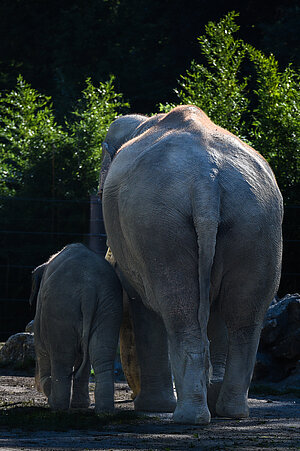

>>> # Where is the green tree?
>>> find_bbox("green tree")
[0,75,129,298]
[65,76,129,197]
[0,75,129,198]
[247,48,300,200]
[0,75,65,196]
[164,11,249,138]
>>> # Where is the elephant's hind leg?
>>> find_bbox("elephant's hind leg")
[71,355,91,409]
[216,324,261,418]
[216,276,273,418]
[215,226,281,419]
[165,309,211,425]
[89,320,120,413]
[207,303,228,416]
[48,353,74,410]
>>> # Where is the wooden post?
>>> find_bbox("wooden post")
[89,194,107,255]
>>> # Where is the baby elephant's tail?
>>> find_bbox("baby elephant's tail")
[74,288,98,380]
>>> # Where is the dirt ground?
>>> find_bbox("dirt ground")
[0,372,299,451]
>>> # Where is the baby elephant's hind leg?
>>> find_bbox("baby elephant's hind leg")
[89,327,118,413]
[48,353,74,410]
[71,355,91,409]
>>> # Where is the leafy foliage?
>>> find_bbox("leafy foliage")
[167,12,249,137]
[65,76,129,197]
[0,75,65,195]
[247,48,300,199]
[0,76,128,327]
[0,75,128,198]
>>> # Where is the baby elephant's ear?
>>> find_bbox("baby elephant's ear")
[102,142,116,160]
[29,263,46,310]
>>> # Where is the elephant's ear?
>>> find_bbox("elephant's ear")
[103,142,116,160]
[29,263,46,311]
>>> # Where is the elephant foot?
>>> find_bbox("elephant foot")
[173,404,211,425]
[207,380,222,417]
[134,391,177,413]
[216,391,249,418]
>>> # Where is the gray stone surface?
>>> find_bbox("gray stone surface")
[254,293,300,385]
[0,332,35,367]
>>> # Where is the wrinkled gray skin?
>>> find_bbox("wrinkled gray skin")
[100,105,283,424]
[30,243,122,412]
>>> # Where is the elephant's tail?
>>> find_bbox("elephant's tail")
[193,175,220,384]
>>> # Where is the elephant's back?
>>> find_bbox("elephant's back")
[104,104,283,247]
[106,124,281,216]
[117,104,282,212]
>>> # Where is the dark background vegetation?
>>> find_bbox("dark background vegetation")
[0,0,299,339]
[1,0,299,116]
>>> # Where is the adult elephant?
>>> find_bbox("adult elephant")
[100,105,283,424]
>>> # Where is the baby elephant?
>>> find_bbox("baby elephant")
[30,243,122,412]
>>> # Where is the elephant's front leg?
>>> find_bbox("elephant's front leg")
[130,298,176,413]
[119,291,141,399]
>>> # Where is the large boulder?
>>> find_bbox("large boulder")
[0,332,35,369]
[253,293,300,388]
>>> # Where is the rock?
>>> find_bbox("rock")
[253,293,300,384]
[261,293,300,347]
[254,352,284,381]
[0,333,35,369]
[278,360,300,391]
[252,360,300,395]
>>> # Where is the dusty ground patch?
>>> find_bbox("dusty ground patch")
[0,372,299,450]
